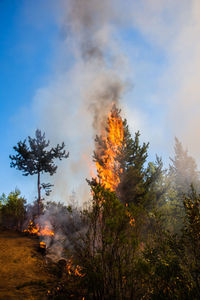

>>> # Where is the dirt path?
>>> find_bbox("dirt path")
[0,227,56,300]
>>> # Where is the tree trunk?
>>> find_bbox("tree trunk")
[37,172,41,215]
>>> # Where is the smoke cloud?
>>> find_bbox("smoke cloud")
[32,0,200,204]
[61,0,129,132]
[127,0,200,161]
[25,201,85,261]
[33,0,130,204]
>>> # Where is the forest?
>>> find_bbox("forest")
[1,105,200,300]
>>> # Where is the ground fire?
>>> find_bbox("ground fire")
[66,258,85,278]
[95,105,124,191]
[24,220,54,237]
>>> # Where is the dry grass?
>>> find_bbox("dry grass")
[0,227,56,300]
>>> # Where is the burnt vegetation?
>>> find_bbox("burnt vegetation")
[1,108,200,299]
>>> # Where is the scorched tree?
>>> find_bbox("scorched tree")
[9,129,69,215]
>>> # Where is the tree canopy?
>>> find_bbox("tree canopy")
[9,129,69,214]
[5,108,200,299]
[0,189,26,230]
[169,137,200,196]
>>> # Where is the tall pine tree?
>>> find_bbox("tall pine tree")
[169,137,200,197]
[10,129,69,215]
[92,105,165,210]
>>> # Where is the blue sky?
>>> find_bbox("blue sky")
[0,0,59,200]
[1,0,199,204]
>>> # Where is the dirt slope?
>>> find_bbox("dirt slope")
[0,227,56,300]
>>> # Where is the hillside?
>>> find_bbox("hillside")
[0,227,56,300]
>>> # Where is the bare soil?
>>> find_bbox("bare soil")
[0,227,56,300]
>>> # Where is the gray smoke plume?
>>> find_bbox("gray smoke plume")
[27,0,200,261]
[25,200,85,262]
[33,0,130,204]
[19,0,200,205]
[60,0,128,133]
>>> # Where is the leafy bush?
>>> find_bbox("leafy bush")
[0,189,26,230]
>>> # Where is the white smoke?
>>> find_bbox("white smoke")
[31,0,200,205]
[17,0,200,262]
[34,201,85,261]
[128,0,200,161]
[33,0,130,204]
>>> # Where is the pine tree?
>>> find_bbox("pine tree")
[92,105,165,209]
[118,124,149,206]
[118,117,165,209]
[182,188,200,297]
[10,129,69,215]
[161,137,200,233]
[169,137,199,197]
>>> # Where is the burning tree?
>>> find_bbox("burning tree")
[93,105,124,191]
[92,105,164,209]
[75,183,140,299]
[77,105,167,299]
[10,129,69,215]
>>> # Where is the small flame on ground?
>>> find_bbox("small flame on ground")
[40,241,46,249]
[66,258,85,278]
[24,220,54,236]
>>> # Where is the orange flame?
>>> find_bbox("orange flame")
[96,107,124,191]
[126,211,135,227]
[66,258,85,278]
[24,221,54,236]
[39,222,54,236]
[40,241,46,249]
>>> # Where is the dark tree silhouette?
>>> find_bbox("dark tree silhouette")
[9,129,69,215]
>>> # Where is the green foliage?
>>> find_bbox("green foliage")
[10,129,69,176]
[74,183,145,299]
[118,127,149,206]
[159,198,184,233]
[76,107,178,299]
[169,137,199,198]
[118,118,167,210]
[184,188,200,240]
[9,129,69,215]
[159,138,200,234]
[182,188,200,298]
[121,120,149,170]
[143,227,189,299]
[5,109,200,300]
[93,106,167,210]
[0,189,26,230]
